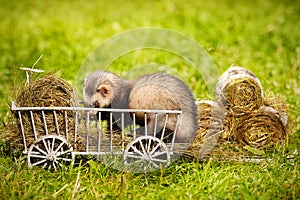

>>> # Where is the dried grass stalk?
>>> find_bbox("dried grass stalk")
[216,66,263,114]
[12,73,84,150]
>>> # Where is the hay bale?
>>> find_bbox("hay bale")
[216,66,263,114]
[230,106,286,148]
[185,66,288,159]
[15,73,77,107]
[13,73,83,150]
[186,100,225,159]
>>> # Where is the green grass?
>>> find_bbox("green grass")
[0,0,299,199]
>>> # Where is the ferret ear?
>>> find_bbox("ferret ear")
[97,85,110,97]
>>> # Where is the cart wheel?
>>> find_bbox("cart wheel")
[123,136,170,172]
[27,135,75,170]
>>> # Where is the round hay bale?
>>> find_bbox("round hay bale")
[216,66,263,114]
[186,100,225,159]
[230,106,286,148]
[15,74,77,107]
[13,73,83,150]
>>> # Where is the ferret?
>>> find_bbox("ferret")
[83,70,133,131]
[83,70,198,143]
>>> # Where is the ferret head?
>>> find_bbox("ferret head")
[83,70,120,108]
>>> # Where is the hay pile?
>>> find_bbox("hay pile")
[15,74,77,108]
[77,121,133,152]
[218,66,287,148]
[188,66,288,160]
[12,73,83,150]
[186,100,224,159]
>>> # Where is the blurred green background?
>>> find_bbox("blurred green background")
[0,0,299,199]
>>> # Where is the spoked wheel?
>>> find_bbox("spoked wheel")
[27,135,75,170]
[123,136,170,173]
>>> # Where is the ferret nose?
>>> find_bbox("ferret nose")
[93,101,100,108]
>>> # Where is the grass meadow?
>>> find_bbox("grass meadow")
[0,0,299,199]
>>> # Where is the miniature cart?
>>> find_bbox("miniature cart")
[11,101,183,172]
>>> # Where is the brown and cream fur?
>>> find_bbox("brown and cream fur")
[83,70,198,143]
